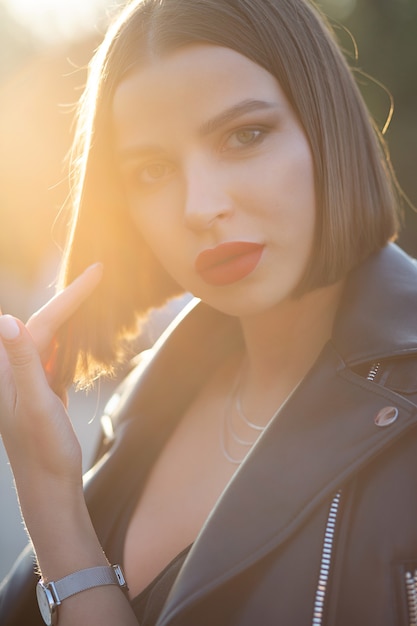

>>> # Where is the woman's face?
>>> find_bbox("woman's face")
[112,45,316,317]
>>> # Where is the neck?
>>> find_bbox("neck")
[236,281,344,423]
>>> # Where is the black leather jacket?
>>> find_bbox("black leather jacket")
[1,243,417,625]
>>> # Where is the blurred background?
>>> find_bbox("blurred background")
[0,0,416,580]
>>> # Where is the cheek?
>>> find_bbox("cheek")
[278,138,316,205]
[131,211,166,254]
[245,142,316,224]
[130,208,186,275]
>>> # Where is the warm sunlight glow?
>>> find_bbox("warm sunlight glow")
[2,0,112,42]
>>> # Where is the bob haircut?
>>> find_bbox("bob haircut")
[55,0,399,390]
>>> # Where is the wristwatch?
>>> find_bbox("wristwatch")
[36,564,127,626]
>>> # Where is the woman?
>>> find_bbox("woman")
[0,0,416,624]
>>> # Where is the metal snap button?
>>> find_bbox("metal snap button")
[374,406,399,427]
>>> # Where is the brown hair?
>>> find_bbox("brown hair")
[54,0,399,390]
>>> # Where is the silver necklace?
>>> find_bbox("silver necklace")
[220,363,273,465]
[220,361,303,465]
[235,384,265,431]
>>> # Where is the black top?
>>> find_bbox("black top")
[130,545,191,625]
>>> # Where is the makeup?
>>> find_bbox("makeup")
[195,242,264,286]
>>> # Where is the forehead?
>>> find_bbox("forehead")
[111,45,288,145]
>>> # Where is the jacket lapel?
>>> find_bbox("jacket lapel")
[157,342,417,625]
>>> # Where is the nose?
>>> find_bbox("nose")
[183,159,234,231]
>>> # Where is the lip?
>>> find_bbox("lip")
[195,241,264,286]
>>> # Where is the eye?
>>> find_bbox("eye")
[120,159,177,197]
[222,127,265,151]
[136,161,174,185]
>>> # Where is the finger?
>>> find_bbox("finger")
[0,316,50,399]
[27,262,103,354]
[0,323,15,406]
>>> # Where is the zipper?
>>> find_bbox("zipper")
[405,570,417,626]
[311,362,381,626]
[366,362,380,382]
[311,491,341,625]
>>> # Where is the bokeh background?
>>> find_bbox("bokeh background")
[0,0,416,580]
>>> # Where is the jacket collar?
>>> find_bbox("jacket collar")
[332,243,417,365]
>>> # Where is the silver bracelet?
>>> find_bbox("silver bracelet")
[36,564,128,626]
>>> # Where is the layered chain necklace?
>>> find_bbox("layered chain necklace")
[220,361,294,465]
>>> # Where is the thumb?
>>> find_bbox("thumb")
[0,315,49,396]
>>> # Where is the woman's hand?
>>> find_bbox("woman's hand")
[0,263,103,489]
[0,264,141,625]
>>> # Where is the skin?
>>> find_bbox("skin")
[0,45,344,623]
[113,45,316,319]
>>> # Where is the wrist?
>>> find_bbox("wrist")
[19,483,107,580]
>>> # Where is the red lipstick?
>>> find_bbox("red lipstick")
[195,242,264,286]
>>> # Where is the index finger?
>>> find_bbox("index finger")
[27,263,103,354]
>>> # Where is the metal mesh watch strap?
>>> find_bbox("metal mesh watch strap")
[47,564,127,603]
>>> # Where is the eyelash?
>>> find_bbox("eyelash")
[221,126,268,152]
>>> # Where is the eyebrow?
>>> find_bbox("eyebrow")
[198,99,279,136]
[116,99,279,162]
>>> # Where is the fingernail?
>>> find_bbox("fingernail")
[0,315,20,340]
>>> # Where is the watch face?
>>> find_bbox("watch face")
[36,582,55,626]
